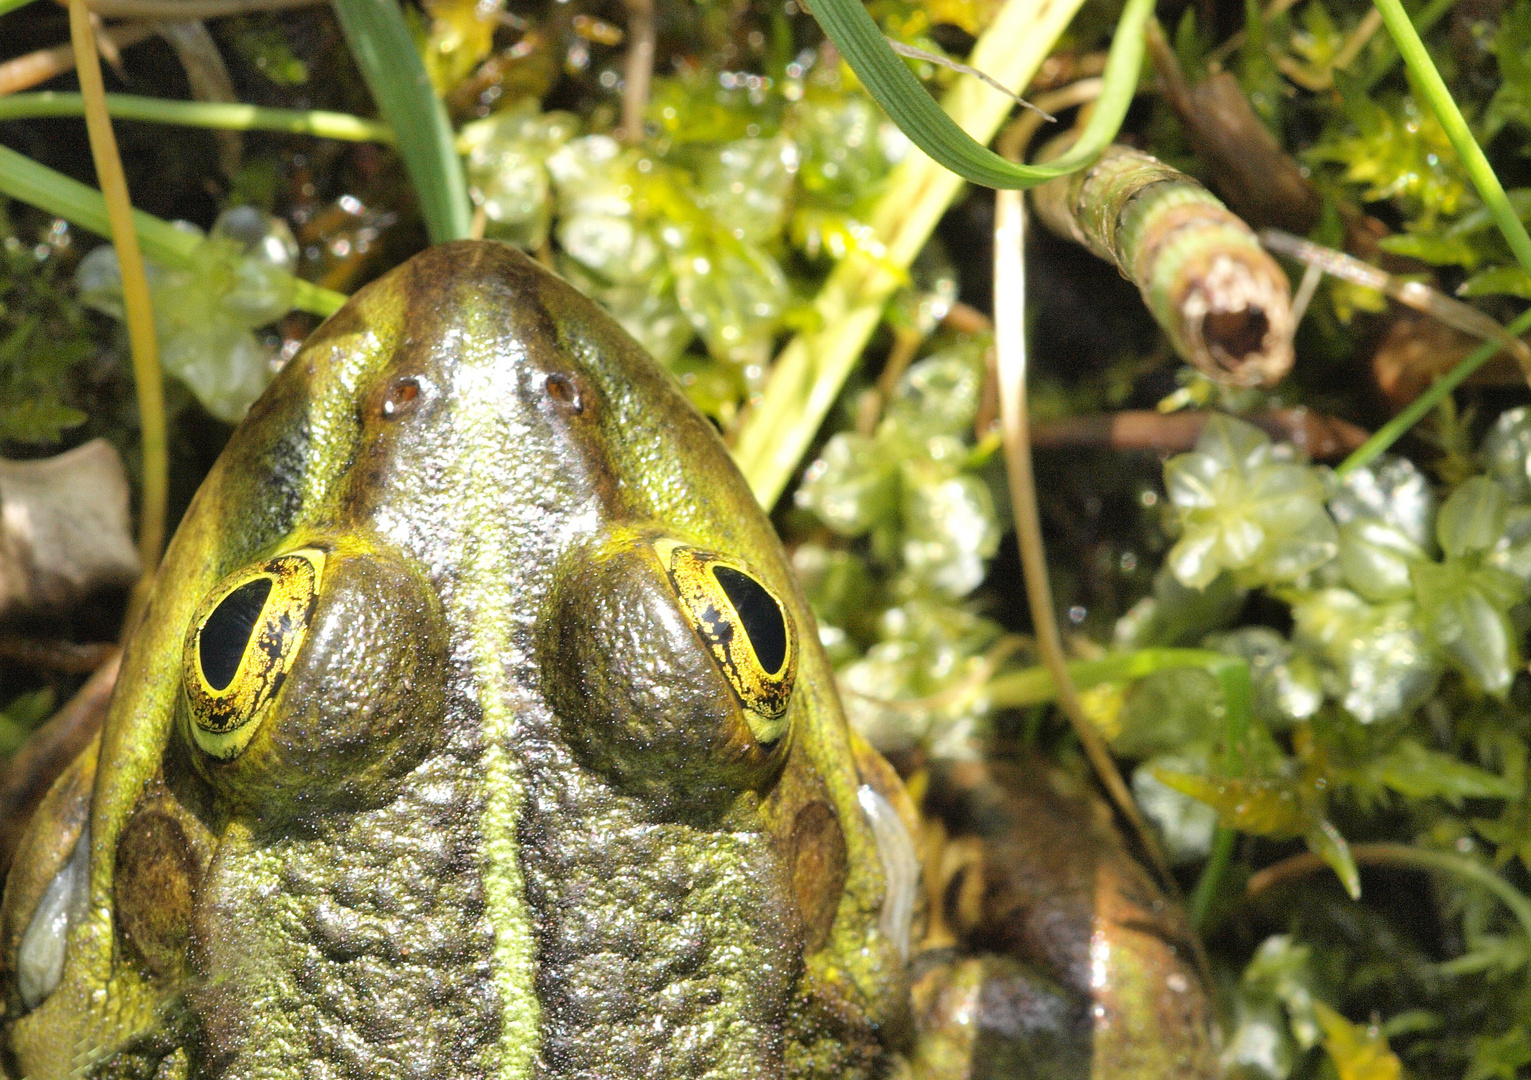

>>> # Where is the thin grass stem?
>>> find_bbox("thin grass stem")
[733,28,1111,507]
[984,646,1252,706]
[67,0,165,625]
[994,168,1178,895]
[1359,0,1456,90]
[0,145,346,317]
[1190,828,1237,930]
[807,0,1151,187]
[1373,0,1531,280]
[0,24,155,97]
[1247,843,1531,942]
[0,92,394,143]
[618,0,656,142]
[1337,307,1531,474]
[1261,227,1531,373]
[331,0,471,243]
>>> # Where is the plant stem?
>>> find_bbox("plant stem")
[331,0,471,243]
[1247,842,1531,942]
[994,177,1178,893]
[0,24,155,97]
[0,92,394,143]
[807,0,1152,187]
[733,0,1096,506]
[1359,0,1457,90]
[984,646,1252,707]
[1374,0,1531,280]
[0,144,346,317]
[1190,828,1236,930]
[1337,307,1531,474]
[68,0,166,623]
[618,0,656,142]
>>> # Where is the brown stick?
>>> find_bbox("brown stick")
[69,0,169,633]
[0,650,119,880]
[1145,18,1320,235]
[941,300,994,335]
[618,0,655,142]
[0,23,154,97]
[1030,408,1371,460]
[0,638,119,675]
[156,19,242,175]
[994,126,1179,897]
[85,0,324,17]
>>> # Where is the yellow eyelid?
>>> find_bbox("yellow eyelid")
[651,539,797,745]
[183,547,326,760]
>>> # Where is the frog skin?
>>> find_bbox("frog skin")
[0,240,919,1080]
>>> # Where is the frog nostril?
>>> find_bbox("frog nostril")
[544,372,583,414]
[380,376,422,418]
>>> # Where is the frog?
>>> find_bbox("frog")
[0,240,921,1080]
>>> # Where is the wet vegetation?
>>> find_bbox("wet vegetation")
[3,0,1531,1072]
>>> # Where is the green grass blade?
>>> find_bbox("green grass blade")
[985,647,1252,711]
[0,92,394,143]
[1338,307,1531,474]
[293,280,348,317]
[1359,0,1456,90]
[0,143,199,265]
[1373,0,1531,278]
[331,0,471,242]
[0,0,40,15]
[806,0,1153,188]
[0,142,347,316]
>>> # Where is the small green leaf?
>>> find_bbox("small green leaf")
[1467,1026,1531,1080]
[1438,476,1508,557]
[1337,519,1427,602]
[1484,0,1531,140]
[1377,229,1480,267]
[1313,1001,1403,1080]
[1459,265,1531,299]
[0,144,344,317]
[0,689,55,756]
[1305,818,1361,900]
[1366,739,1519,804]
[1291,590,1440,724]
[0,399,87,445]
[1151,770,1307,836]
[1242,934,1322,1049]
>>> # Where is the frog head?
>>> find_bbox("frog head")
[1,242,914,1079]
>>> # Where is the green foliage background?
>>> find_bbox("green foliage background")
[4,0,1531,1073]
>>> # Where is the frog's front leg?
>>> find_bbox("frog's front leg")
[896,759,1221,1080]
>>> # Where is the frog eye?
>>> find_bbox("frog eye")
[182,548,326,760]
[654,540,797,745]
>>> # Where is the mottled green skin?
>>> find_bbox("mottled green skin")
[0,243,907,1079]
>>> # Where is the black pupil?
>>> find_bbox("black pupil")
[712,566,788,675]
[199,578,273,691]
